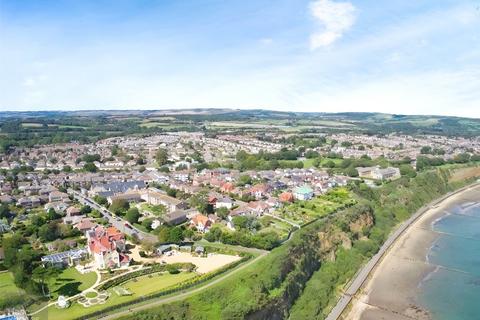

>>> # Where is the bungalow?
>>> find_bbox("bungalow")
[293,186,314,201]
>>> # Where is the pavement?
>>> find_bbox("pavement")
[68,189,157,242]
[325,182,480,320]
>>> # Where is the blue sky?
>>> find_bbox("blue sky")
[0,0,479,117]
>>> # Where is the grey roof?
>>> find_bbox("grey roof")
[41,248,88,264]
[94,180,146,195]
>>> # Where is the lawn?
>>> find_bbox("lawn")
[39,272,196,320]
[258,216,293,240]
[47,268,98,300]
[0,271,24,304]
[275,188,356,225]
[138,203,166,216]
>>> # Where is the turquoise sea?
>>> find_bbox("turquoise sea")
[418,202,480,320]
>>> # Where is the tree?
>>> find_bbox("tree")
[0,204,10,219]
[140,240,156,255]
[109,199,129,215]
[237,174,253,187]
[94,195,108,206]
[32,266,58,297]
[399,164,416,178]
[83,162,98,173]
[345,167,359,177]
[38,222,59,241]
[168,226,184,243]
[155,148,168,166]
[47,208,61,221]
[216,207,229,219]
[125,207,140,224]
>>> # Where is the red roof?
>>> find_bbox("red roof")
[279,192,294,202]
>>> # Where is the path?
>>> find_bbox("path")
[96,251,267,320]
[325,182,480,320]
[29,266,142,316]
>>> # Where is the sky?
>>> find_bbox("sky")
[0,0,480,117]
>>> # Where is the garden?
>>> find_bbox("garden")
[275,187,357,225]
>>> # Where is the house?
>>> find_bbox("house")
[141,190,185,212]
[220,182,235,193]
[41,248,89,268]
[249,184,270,199]
[247,201,270,216]
[279,192,294,203]
[163,210,188,225]
[90,180,146,198]
[48,191,70,203]
[190,214,211,232]
[66,206,82,216]
[17,196,41,208]
[87,225,129,269]
[356,166,400,181]
[74,218,98,234]
[216,197,234,209]
[293,186,314,201]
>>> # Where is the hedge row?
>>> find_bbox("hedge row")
[74,255,252,320]
[98,262,195,291]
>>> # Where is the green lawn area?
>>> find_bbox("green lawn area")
[258,216,293,240]
[39,272,196,320]
[0,271,24,304]
[138,203,166,216]
[47,268,98,300]
[276,188,356,225]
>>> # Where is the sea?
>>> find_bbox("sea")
[418,201,480,320]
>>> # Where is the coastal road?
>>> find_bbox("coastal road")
[68,189,157,242]
[325,182,480,320]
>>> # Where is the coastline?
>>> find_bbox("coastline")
[345,183,480,320]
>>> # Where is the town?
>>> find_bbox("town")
[1,127,479,320]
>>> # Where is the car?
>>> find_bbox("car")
[124,222,132,229]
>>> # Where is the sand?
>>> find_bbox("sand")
[128,245,241,274]
[345,184,480,320]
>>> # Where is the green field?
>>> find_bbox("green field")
[0,271,24,304]
[47,268,98,300]
[276,188,356,225]
[138,203,166,216]
[38,272,196,320]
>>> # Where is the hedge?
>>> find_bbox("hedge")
[74,254,252,320]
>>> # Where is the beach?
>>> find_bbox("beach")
[346,184,480,320]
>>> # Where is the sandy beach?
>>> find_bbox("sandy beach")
[345,184,480,320]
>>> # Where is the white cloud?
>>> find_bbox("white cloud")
[309,0,356,49]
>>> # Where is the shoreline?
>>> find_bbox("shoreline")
[345,183,480,320]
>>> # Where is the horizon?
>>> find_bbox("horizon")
[1,0,480,117]
[1,107,480,120]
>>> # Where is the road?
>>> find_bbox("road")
[68,189,157,242]
[96,250,268,320]
[325,182,480,320]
